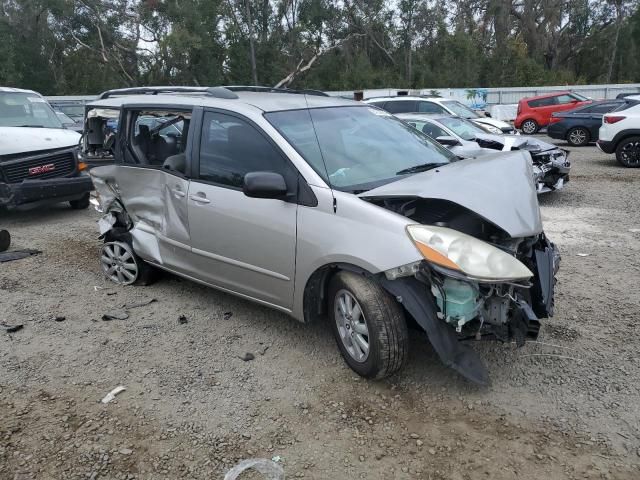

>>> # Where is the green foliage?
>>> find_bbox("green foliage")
[0,0,638,94]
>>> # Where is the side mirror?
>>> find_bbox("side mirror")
[435,136,461,147]
[243,171,287,199]
[484,111,492,118]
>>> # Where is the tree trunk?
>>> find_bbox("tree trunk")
[245,0,258,84]
[606,3,623,83]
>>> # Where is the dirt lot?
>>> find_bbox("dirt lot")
[1,138,639,480]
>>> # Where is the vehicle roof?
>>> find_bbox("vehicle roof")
[364,96,452,103]
[520,91,571,101]
[88,91,357,112]
[395,113,455,121]
[0,86,40,95]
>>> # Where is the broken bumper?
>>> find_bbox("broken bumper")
[533,151,571,193]
[379,235,560,385]
[0,175,94,208]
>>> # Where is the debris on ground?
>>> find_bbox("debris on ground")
[224,459,284,480]
[101,310,129,321]
[100,385,126,404]
[0,249,41,263]
[576,253,590,257]
[52,316,66,322]
[124,298,157,309]
[0,229,10,252]
[178,315,188,325]
[258,343,270,355]
[1,323,24,333]
[223,311,233,320]
[239,352,255,362]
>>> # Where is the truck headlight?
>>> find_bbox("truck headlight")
[406,225,533,282]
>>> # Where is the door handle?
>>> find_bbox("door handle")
[171,187,186,198]
[189,193,210,204]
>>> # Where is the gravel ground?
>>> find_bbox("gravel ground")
[1,138,639,479]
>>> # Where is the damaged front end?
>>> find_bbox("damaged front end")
[360,153,561,384]
[475,134,571,193]
[379,228,559,385]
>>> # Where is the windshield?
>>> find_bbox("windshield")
[572,92,589,102]
[266,106,455,192]
[54,104,85,119]
[437,116,488,141]
[441,101,480,119]
[55,112,75,124]
[0,92,63,128]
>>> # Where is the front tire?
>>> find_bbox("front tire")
[615,136,640,167]
[70,193,90,210]
[566,127,590,146]
[328,271,408,379]
[521,119,539,135]
[100,240,159,286]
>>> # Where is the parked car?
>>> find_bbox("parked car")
[397,113,570,193]
[515,91,591,134]
[363,96,517,134]
[55,111,83,133]
[597,95,640,167]
[546,100,624,146]
[91,87,560,385]
[48,98,91,122]
[0,87,92,210]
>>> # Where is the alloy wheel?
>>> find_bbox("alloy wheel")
[334,289,370,363]
[101,241,139,285]
[620,140,640,167]
[568,128,588,146]
[522,120,537,134]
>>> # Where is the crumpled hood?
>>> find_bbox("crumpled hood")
[0,127,80,157]
[359,151,543,238]
[475,133,558,152]
[474,117,513,130]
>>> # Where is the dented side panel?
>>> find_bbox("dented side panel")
[90,165,191,269]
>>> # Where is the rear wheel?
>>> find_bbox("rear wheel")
[566,127,590,146]
[615,136,640,168]
[328,271,408,379]
[521,119,539,135]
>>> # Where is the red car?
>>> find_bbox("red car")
[515,91,591,134]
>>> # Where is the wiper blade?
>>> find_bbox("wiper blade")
[15,125,46,128]
[396,163,446,175]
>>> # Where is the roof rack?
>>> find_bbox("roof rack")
[223,85,329,97]
[97,85,329,100]
[98,86,214,100]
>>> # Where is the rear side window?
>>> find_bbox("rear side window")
[198,111,294,189]
[384,101,418,114]
[611,100,640,112]
[555,94,574,104]
[528,97,555,108]
[417,101,446,114]
[588,103,620,114]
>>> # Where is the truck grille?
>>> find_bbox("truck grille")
[1,150,76,184]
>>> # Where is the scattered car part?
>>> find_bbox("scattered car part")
[1,323,24,333]
[224,459,284,480]
[90,89,560,384]
[0,229,10,252]
[101,310,129,321]
[0,248,41,263]
[100,385,126,404]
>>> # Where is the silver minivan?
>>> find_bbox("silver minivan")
[91,87,560,385]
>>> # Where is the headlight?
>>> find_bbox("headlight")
[406,225,533,281]
[483,125,502,134]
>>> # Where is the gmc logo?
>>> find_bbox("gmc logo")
[29,163,55,175]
